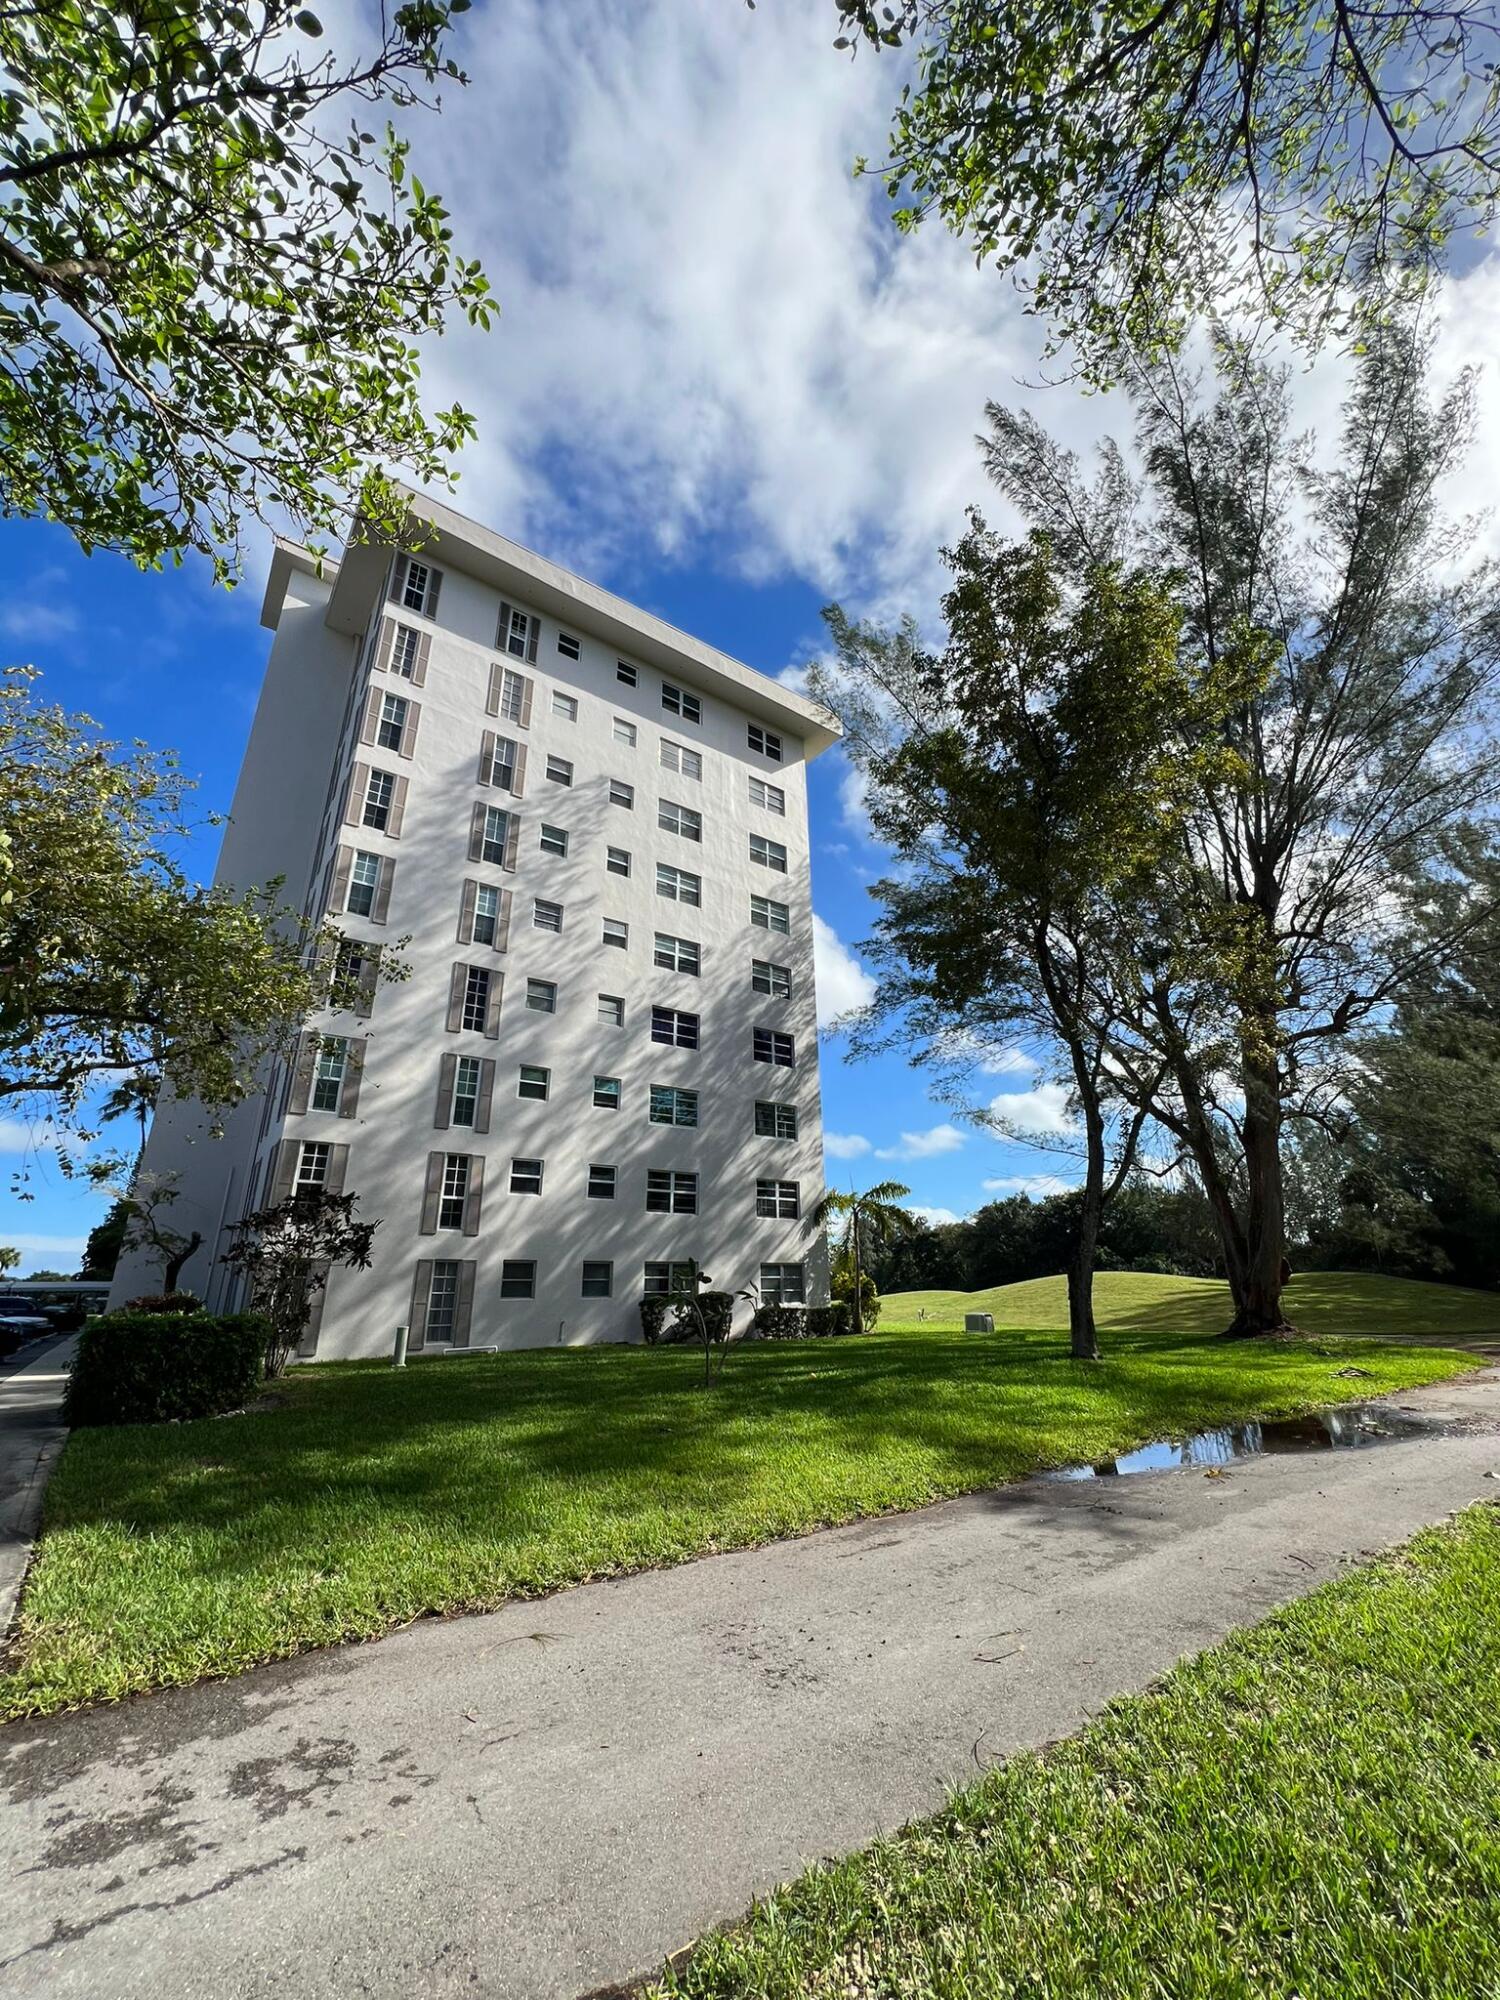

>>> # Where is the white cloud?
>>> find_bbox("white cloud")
[982,1047,1039,1077]
[812,913,876,1027]
[823,1131,873,1161]
[875,1122,967,1161]
[0,602,78,644]
[907,1205,963,1227]
[982,1174,1076,1198]
[986,1083,1077,1135]
[0,1119,59,1155]
[1,1233,86,1261]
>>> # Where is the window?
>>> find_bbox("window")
[557,633,581,662]
[602,917,629,948]
[526,978,556,1013]
[587,1162,617,1199]
[510,1157,544,1196]
[551,689,578,720]
[751,894,790,933]
[426,1261,460,1343]
[392,625,422,679]
[749,776,786,816]
[533,897,564,934]
[661,682,701,724]
[613,716,638,746]
[606,845,631,878]
[401,557,435,614]
[756,1178,800,1219]
[311,1039,349,1113]
[755,1100,799,1141]
[481,805,510,866]
[647,1168,698,1214]
[760,1262,805,1304]
[546,754,574,787]
[377,692,408,751]
[644,1260,696,1296]
[656,862,702,906]
[498,667,529,721]
[651,1006,700,1050]
[539,823,569,858]
[461,966,492,1033]
[438,1153,470,1230]
[472,883,503,948]
[296,1139,331,1189]
[658,799,702,841]
[752,958,792,999]
[346,850,381,918]
[500,606,532,659]
[617,661,638,687]
[593,1074,621,1110]
[330,938,376,1010]
[654,933,700,976]
[598,994,625,1027]
[500,1260,536,1299]
[748,723,783,761]
[750,833,788,872]
[484,733,518,790]
[650,1085,698,1127]
[660,739,702,780]
[451,1055,482,1126]
[518,1064,550,1101]
[754,1027,795,1067]
[609,779,635,809]
[362,768,394,831]
[581,1261,613,1299]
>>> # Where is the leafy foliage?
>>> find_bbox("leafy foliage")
[811,1180,915,1338]
[0,0,491,576]
[63,1308,266,1427]
[220,1186,377,1376]
[79,1197,130,1280]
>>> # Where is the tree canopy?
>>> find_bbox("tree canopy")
[0,0,491,577]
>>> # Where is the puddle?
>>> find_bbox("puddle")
[1041,1402,1451,1482]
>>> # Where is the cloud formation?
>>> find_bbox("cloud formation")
[875,1122,967,1161]
[986,1084,1076,1135]
[981,1173,1077,1197]
[812,913,877,1027]
[823,1131,874,1161]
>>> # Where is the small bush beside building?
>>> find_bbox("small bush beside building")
[63,1310,269,1428]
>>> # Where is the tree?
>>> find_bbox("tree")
[830,1,1500,372]
[817,527,1252,1357]
[0,1245,18,1276]
[0,669,369,1162]
[811,1181,918,1338]
[220,1185,377,1375]
[0,0,491,578]
[80,1199,130,1282]
[111,1169,204,1294]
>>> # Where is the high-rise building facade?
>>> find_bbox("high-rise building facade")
[107,495,841,1357]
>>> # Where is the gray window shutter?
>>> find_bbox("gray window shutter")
[340,1040,365,1118]
[270,1140,297,1206]
[468,801,486,862]
[510,744,528,798]
[483,974,503,1040]
[388,555,406,602]
[420,1153,444,1234]
[355,949,379,1019]
[453,1262,476,1347]
[496,600,513,649]
[330,844,353,914]
[297,1262,332,1357]
[359,686,381,746]
[399,702,421,760]
[413,634,430,687]
[434,1051,456,1129]
[502,817,520,872]
[462,1155,484,1236]
[474,1059,495,1134]
[486,662,502,716]
[478,730,496,786]
[387,774,408,838]
[288,1033,317,1115]
[524,620,538,665]
[518,674,535,725]
[457,878,477,944]
[324,1143,350,1196]
[371,856,394,925]
[344,763,368,826]
[495,888,513,952]
[409,1260,435,1350]
[426,568,443,619]
[446,962,466,1032]
[376,620,395,673]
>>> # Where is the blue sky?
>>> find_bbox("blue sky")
[6,0,1499,1269]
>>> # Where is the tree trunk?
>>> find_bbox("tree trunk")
[163,1231,202,1294]
[1067,1064,1105,1362]
[850,1212,864,1338]
[1219,1042,1297,1337]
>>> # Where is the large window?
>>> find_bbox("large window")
[311,1039,349,1113]
[480,805,510,866]
[649,1085,698,1127]
[661,682,701,724]
[752,958,792,999]
[451,1055,482,1126]
[653,933,700,976]
[362,768,395,830]
[461,966,492,1033]
[438,1154,470,1229]
[472,883,503,947]
[401,556,438,614]
[756,1178,800,1219]
[658,799,702,842]
[754,1100,798,1141]
[651,1006,699,1050]
[760,1262,805,1304]
[346,850,381,917]
[644,1260,697,1296]
[753,1027,795,1067]
[748,776,786,816]
[498,665,529,718]
[295,1139,330,1190]
[750,894,790,934]
[647,1168,698,1214]
[660,739,702,780]
[656,862,701,906]
[392,625,422,679]
[426,1260,460,1342]
[376,692,408,751]
[499,607,532,660]
[750,833,788,872]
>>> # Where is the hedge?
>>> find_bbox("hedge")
[63,1311,269,1428]
[639,1291,735,1345]
[122,1291,204,1315]
[805,1301,853,1337]
[752,1302,807,1340]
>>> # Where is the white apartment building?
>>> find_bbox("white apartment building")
[107,493,841,1358]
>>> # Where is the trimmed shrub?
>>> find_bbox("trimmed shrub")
[639,1296,674,1344]
[63,1311,269,1428]
[640,1291,735,1345]
[123,1291,203,1314]
[699,1291,734,1344]
[805,1302,853,1338]
[752,1301,807,1340]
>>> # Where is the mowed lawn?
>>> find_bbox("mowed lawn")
[1,1301,1482,1720]
[653,1503,1500,2000]
[882,1268,1500,1339]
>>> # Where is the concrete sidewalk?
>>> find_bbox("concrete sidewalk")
[1,1367,1498,2000]
[0,1335,75,1638]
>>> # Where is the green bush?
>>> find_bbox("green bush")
[639,1291,735,1345]
[123,1291,203,1314]
[832,1266,881,1328]
[805,1301,854,1337]
[639,1295,673,1344]
[63,1311,268,1428]
[753,1301,807,1340]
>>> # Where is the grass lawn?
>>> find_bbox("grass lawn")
[882,1267,1500,1339]
[1,1310,1482,1721]
[651,1502,1500,2000]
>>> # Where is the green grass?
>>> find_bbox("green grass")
[652,1503,1500,2000]
[1,1315,1481,1721]
[883,1267,1500,1338]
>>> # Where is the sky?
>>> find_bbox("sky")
[7,0,1500,1268]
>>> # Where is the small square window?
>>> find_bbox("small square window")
[533,897,564,934]
[598,994,625,1027]
[644,1260,697,1296]
[557,634,582,662]
[660,739,702,780]
[587,1162,617,1199]
[526,979,557,1013]
[654,933,700,976]
[646,1168,698,1214]
[539,823,569,858]
[551,689,579,719]
[760,1262,804,1305]
[500,1259,536,1299]
[751,894,790,934]
[658,800,702,842]
[510,1156,544,1196]
[753,1027,795,1067]
[518,1064,550,1101]
[617,661,638,687]
[756,1178,800,1219]
[752,958,792,998]
[651,1006,699,1050]
[602,917,629,948]
[606,845,631,878]
[296,1139,331,1189]
[750,833,788,872]
[749,776,786,816]
[661,682,701,724]
[748,723,783,762]
[650,1084,698,1127]
[593,1075,621,1110]
[581,1260,613,1299]
[609,779,635,809]
[546,754,574,787]
[656,863,702,907]
[613,716,638,746]
[755,1100,799,1140]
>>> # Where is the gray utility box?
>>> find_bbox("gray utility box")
[964,1312,995,1333]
